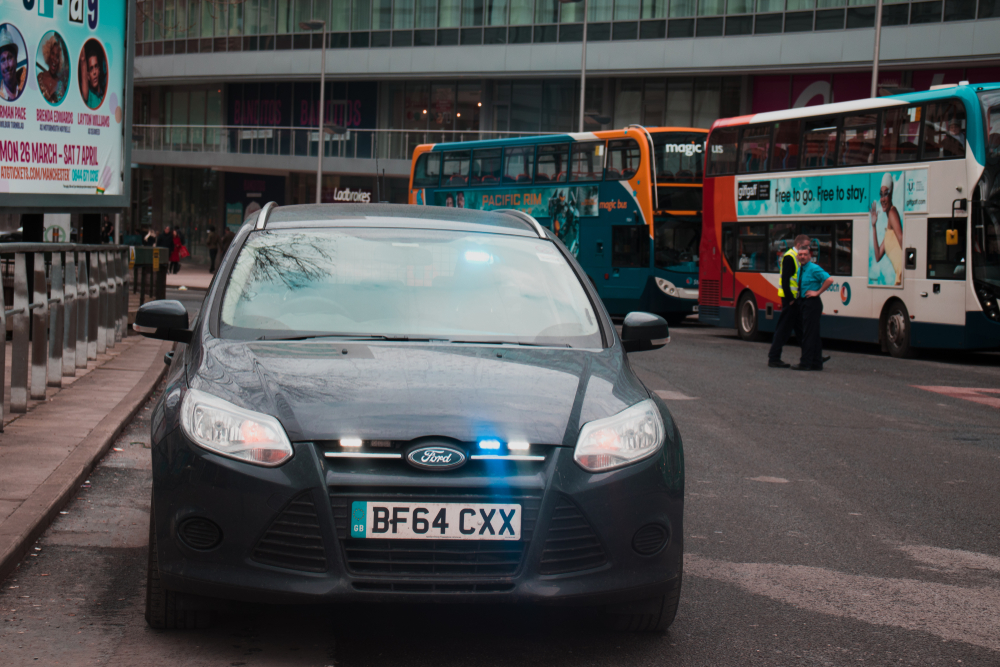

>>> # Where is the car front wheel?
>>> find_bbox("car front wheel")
[146,499,212,630]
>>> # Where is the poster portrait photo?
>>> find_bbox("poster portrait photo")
[0,23,28,103]
[78,38,108,110]
[36,30,70,106]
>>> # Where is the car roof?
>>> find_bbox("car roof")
[258,203,546,238]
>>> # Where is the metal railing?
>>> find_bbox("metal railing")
[0,244,130,430]
[131,125,561,162]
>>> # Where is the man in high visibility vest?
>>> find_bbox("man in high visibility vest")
[768,235,812,368]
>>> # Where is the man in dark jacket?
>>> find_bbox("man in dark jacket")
[767,234,811,368]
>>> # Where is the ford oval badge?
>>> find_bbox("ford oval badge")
[406,444,467,471]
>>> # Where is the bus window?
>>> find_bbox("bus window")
[706,128,738,176]
[839,114,879,166]
[654,217,700,271]
[656,187,702,212]
[801,222,834,273]
[569,142,604,181]
[738,126,772,174]
[736,224,766,272]
[412,152,441,187]
[536,144,570,182]
[768,223,797,272]
[471,148,502,184]
[612,226,651,268]
[879,106,921,163]
[922,101,966,160]
[442,150,471,185]
[927,218,967,280]
[653,133,705,183]
[835,221,853,275]
[503,146,534,183]
[771,120,801,171]
[802,117,839,168]
[605,139,641,180]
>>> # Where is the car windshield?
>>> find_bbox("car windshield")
[220,227,602,348]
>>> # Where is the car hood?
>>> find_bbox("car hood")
[189,340,648,445]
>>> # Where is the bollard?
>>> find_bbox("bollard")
[76,257,88,369]
[11,254,30,413]
[96,252,108,355]
[118,252,128,340]
[105,251,117,349]
[48,252,64,388]
[63,251,78,377]
[87,252,98,360]
[30,252,49,400]
[0,262,6,429]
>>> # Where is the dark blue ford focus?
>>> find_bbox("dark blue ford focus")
[136,204,684,632]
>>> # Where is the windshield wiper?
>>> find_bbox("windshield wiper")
[256,334,444,342]
[448,340,571,348]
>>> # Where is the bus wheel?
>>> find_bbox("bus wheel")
[736,293,762,341]
[883,301,914,358]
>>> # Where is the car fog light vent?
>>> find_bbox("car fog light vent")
[538,498,608,575]
[251,493,328,572]
[177,518,223,550]
[631,524,668,555]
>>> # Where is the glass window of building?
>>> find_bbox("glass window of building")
[642,0,669,18]
[536,144,570,182]
[614,0,641,20]
[244,0,259,34]
[738,125,771,173]
[511,82,542,131]
[665,79,693,126]
[260,0,277,33]
[456,83,482,131]
[787,0,816,8]
[415,0,437,26]
[839,114,878,165]
[589,0,613,20]
[615,80,643,128]
[693,79,722,129]
[504,146,535,182]
[485,0,509,23]
[879,106,921,163]
[922,101,966,159]
[771,119,801,171]
[510,0,534,23]
[802,117,839,168]
[395,0,415,27]
[755,0,784,11]
[439,0,461,25]
[727,0,753,13]
[201,0,214,36]
[606,139,641,180]
[561,0,584,21]
[670,0,697,16]
[353,0,372,29]
[569,142,605,181]
[373,0,392,29]
[698,0,725,15]
[535,0,559,22]
[462,0,485,24]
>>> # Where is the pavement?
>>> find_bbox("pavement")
[165,262,214,291]
[0,329,173,584]
[0,320,997,666]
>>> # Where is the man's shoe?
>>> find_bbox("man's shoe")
[791,364,820,371]
[768,360,790,368]
[822,355,831,363]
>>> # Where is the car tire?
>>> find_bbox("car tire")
[146,500,212,630]
[603,573,682,633]
[736,293,762,341]
[883,301,915,359]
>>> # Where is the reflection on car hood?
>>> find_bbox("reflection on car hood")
[189,340,647,445]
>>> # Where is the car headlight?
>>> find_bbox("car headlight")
[655,277,678,296]
[574,399,665,472]
[180,388,293,467]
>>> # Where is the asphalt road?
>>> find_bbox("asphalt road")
[2,307,998,666]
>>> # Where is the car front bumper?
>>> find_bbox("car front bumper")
[152,431,684,607]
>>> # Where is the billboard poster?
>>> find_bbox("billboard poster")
[0,1,127,198]
[736,169,926,288]
[427,185,600,256]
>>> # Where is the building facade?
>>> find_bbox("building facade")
[130,0,1000,255]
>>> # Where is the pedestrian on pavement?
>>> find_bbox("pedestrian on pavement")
[206,226,220,273]
[768,234,811,368]
[169,228,185,274]
[792,245,834,371]
[142,227,156,246]
[219,225,235,260]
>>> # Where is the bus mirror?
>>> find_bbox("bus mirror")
[621,312,670,352]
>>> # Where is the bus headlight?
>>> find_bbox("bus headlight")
[976,287,1000,321]
[655,277,678,297]
[574,400,665,472]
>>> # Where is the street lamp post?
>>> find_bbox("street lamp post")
[870,0,884,98]
[300,19,327,204]
[560,0,587,133]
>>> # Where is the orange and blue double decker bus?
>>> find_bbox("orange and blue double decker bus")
[408,127,707,324]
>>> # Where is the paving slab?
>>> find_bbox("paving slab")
[0,334,171,584]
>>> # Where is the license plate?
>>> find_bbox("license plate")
[692,305,699,313]
[350,501,521,540]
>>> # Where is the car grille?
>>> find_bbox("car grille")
[537,497,608,575]
[353,582,515,593]
[251,493,328,572]
[330,487,541,578]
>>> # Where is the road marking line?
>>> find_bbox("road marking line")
[655,389,698,401]
[914,386,1000,409]
[748,476,789,484]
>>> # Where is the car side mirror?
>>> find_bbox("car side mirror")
[621,312,670,353]
[133,300,192,344]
